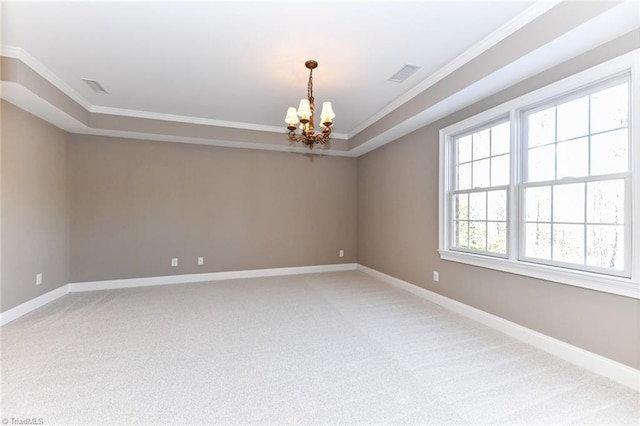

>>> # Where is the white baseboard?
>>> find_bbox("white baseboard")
[1,263,357,326]
[356,264,640,392]
[0,284,69,326]
[68,263,357,292]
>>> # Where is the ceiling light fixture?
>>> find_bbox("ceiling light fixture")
[284,60,335,149]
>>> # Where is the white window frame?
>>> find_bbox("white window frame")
[449,118,511,258]
[438,50,640,299]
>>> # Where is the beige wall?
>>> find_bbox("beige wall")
[357,36,640,369]
[1,101,70,311]
[68,135,357,282]
[1,106,356,309]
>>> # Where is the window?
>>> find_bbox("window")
[439,51,639,298]
[452,121,510,255]
[521,79,630,276]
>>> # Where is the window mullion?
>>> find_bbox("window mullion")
[510,109,520,262]
[583,182,588,266]
[584,87,592,267]
[448,138,456,251]
[630,60,639,282]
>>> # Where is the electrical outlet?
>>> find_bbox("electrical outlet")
[433,271,439,282]
[339,250,344,257]
[36,273,43,285]
[171,258,178,267]
[197,257,204,265]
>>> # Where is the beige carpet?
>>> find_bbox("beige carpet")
[1,271,638,424]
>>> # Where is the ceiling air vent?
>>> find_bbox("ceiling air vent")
[388,64,421,83]
[82,78,109,94]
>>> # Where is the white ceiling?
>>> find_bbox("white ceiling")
[1,0,538,136]
[0,0,640,156]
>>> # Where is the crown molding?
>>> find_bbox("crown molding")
[0,44,349,140]
[346,0,562,139]
[78,127,356,157]
[90,105,348,139]
[2,77,354,157]
[1,45,93,111]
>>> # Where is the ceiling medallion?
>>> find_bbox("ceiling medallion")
[284,60,335,149]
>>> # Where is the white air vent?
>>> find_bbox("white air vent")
[388,64,421,83]
[82,78,109,94]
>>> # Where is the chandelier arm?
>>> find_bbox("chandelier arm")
[288,129,331,149]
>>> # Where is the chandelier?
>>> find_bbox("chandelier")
[284,60,335,149]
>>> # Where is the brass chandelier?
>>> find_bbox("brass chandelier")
[284,60,335,149]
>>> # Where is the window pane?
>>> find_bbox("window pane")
[557,137,588,179]
[587,225,624,270]
[591,83,628,134]
[487,190,507,221]
[557,96,588,141]
[528,107,555,148]
[491,154,510,187]
[456,221,469,248]
[553,224,584,264]
[473,158,491,188]
[553,183,584,223]
[469,192,486,220]
[491,122,510,155]
[454,193,469,220]
[487,222,507,254]
[528,145,555,182]
[469,221,486,251]
[525,223,551,260]
[457,163,471,190]
[591,129,628,175]
[473,129,490,159]
[458,135,472,163]
[587,180,624,224]
[525,186,551,222]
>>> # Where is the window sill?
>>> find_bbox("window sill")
[438,249,639,299]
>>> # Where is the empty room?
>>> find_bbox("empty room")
[1,1,639,424]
